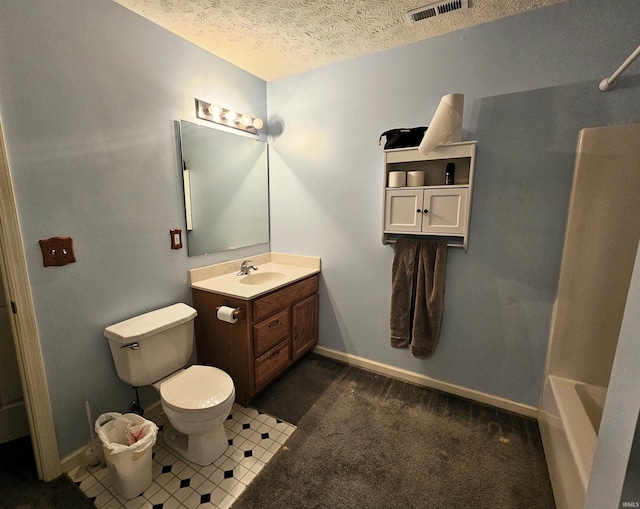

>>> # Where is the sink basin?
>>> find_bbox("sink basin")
[238,272,286,286]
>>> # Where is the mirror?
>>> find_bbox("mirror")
[178,120,269,256]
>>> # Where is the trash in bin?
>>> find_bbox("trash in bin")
[95,412,158,499]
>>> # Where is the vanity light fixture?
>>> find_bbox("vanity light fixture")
[195,98,263,134]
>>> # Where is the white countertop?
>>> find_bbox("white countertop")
[189,253,321,300]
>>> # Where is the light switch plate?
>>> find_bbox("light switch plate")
[39,237,76,267]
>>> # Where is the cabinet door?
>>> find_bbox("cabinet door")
[292,294,319,360]
[422,187,468,234]
[384,189,423,232]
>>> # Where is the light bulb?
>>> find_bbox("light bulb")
[252,118,264,130]
[223,110,237,122]
[240,114,252,126]
[207,104,222,117]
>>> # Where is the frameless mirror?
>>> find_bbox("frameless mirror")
[178,120,269,256]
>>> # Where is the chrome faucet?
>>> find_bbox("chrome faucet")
[237,260,258,276]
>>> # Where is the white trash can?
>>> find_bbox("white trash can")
[95,412,158,499]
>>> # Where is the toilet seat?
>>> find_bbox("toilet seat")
[160,365,234,413]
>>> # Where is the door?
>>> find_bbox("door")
[292,294,319,360]
[384,189,423,232]
[0,117,61,480]
[422,187,468,235]
[0,269,29,444]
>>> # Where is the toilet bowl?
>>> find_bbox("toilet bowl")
[153,365,235,465]
[104,303,236,466]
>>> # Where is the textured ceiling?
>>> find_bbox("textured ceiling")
[114,0,568,81]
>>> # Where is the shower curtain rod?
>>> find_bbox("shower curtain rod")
[599,44,640,91]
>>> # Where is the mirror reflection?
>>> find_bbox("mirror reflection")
[179,120,269,256]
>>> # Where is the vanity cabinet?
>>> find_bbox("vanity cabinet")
[192,274,319,406]
[382,141,476,250]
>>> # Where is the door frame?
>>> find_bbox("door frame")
[0,117,61,480]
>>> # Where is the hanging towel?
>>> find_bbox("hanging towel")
[390,237,420,348]
[390,238,447,358]
[411,239,447,358]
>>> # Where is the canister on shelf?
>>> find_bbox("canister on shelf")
[445,162,455,185]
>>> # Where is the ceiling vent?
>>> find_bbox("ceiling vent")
[408,0,469,22]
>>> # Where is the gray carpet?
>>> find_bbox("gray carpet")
[0,435,94,509]
[234,353,556,509]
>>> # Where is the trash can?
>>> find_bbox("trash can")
[95,412,158,499]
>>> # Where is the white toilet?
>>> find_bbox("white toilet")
[104,303,235,466]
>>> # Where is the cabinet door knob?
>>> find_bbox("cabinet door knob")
[416,209,421,213]
[423,209,429,214]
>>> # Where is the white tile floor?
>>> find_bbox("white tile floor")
[68,404,295,509]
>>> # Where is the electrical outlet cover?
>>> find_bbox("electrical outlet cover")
[170,228,182,249]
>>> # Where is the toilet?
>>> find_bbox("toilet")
[104,303,235,466]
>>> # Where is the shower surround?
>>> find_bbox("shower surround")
[538,123,640,509]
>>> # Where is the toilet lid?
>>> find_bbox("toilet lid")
[160,365,234,411]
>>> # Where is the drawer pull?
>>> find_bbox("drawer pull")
[268,319,280,328]
[268,349,281,360]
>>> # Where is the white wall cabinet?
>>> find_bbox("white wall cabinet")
[382,141,476,250]
[384,187,469,234]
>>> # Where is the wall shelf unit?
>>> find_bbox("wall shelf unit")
[381,141,477,251]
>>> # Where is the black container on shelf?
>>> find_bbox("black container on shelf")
[445,162,455,185]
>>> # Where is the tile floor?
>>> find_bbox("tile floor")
[68,404,295,509]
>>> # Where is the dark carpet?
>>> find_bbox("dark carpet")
[234,353,556,509]
[0,435,93,509]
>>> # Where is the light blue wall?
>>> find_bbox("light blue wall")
[0,0,267,457]
[266,0,640,407]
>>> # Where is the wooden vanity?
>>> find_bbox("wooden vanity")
[189,254,320,406]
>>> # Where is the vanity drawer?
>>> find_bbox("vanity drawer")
[253,275,318,322]
[253,309,289,357]
[254,340,289,390]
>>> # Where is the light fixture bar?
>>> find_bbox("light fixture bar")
[194,98,263,134]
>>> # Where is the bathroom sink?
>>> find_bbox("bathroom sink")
[238,272,286,285]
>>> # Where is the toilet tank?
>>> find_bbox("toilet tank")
[104,303,197,387]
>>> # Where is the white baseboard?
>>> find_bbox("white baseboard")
[60,401,163,474]
[313,346,538,419]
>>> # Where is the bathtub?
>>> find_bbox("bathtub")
[539,375,608,509]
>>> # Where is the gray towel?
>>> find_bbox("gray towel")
[390,237,419,348]
[390,238,447,358]
[411,239,447,358]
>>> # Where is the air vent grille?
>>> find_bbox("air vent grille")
[408,0,468,22]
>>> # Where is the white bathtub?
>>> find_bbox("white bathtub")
[539,375,608,509]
